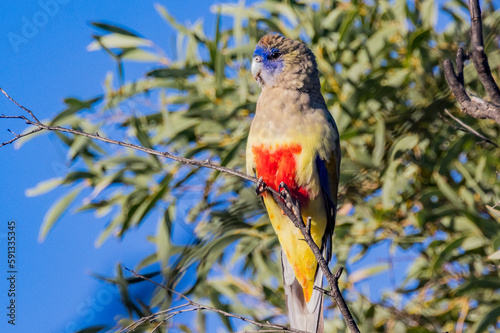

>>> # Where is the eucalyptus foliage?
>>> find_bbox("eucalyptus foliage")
[26,0,500,332]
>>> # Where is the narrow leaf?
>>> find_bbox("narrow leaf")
[39,186,82,242]
[25,178,63,197]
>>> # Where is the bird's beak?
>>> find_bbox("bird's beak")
[251,56,263,85]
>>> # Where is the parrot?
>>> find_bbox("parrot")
[246,33,341,333]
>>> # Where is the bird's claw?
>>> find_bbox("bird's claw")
[278,182,291,199]
[255,177,267,196]
[278,182,294,208]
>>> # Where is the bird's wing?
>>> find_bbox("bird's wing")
[316,114,341,263]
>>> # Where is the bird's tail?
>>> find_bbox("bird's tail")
[282,252,324,333]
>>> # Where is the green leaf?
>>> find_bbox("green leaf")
[431,236,467,272]
[407,28,430,54]
[121,49,160,62]
[455,276,500,296]
[321,8,344,30]
[25,178,63,197]
[87,34,153,51]
[95,215,123,248]
[39,186,83,242]
[147,67,200,78]
[103,78,181,110]
[461,235,486,251]
[486,205,500,221]
[474,304,500,333]
[365,24,400,59]
[350,264,389,283]
[155,3,193,36]
[91,22,139,37]
[487,249,500,260]
[197,309,206,333]
[134,175,172,225]
[74,326,108,333]
[115,264,145,317]
[51,97,102,126]
[68,135,91,160]
[157,206,174,268]
[13,125,46,149]
[421,0,437,27]
[372,117,386,166]
[433,171,464,209]
[384,69,409,87]
[389,134,419,161]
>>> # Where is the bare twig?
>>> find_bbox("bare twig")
[1,88,41,123]
[0,127,43,147]
[151,320,166,332]
[123,267,303,333]
[442,109,498,147]
[0,87,359,332]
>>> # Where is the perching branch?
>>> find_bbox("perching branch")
[123,267,302,333]
[0,87,359,332]
[443,0,500,125]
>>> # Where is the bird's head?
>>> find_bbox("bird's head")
[251,33,319,91]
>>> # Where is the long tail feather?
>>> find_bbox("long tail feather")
[282,252,324,333]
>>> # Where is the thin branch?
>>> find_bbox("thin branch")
[119,305,189,333]
[0,114,29,120]
[123,267,303,333]
[0,127,43,147]
[468,0,500,105]
[151,320,166,333]
[1,87,41,123]
[492,199,500,208]
[442,109,498,147]
[314,267,343,294]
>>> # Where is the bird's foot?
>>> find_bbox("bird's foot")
[255,177,267,196]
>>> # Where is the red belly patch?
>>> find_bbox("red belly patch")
[252,143,310,204]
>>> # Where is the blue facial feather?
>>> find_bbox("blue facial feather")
[253,45,284,86]
[253,45,268,59]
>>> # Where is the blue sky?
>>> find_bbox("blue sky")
[0,1,459,332]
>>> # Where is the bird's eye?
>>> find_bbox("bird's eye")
[269,51,281,60]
